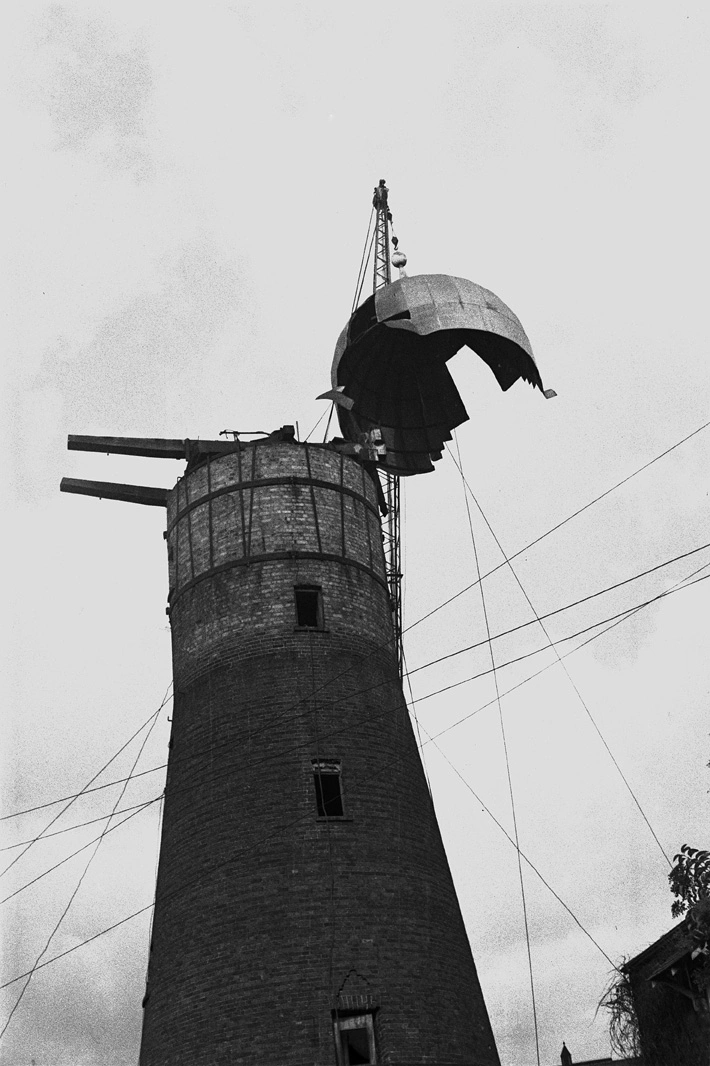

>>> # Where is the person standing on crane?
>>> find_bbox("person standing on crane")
[373,178,393,222]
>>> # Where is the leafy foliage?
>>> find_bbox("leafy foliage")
[669,845,710,919]
[600,843,710,1060]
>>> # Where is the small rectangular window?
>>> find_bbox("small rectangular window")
[334,1013,376,1065]
[295,585,323,629]
[313,759,344,817]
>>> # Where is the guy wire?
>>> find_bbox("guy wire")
[2,685,622,999]
[453,430,541,1066]
[1,688,170,878]
[408,416,710,636]
[351,207,376,314]
[448,447,672,868]
[13,416,705,830]
[1,711,163,1040]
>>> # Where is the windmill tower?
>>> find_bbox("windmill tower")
[61,182,553,1065]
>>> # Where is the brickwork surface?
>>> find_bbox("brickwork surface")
[139,441,500,1066]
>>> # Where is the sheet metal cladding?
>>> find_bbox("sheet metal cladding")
[330,274,554,476]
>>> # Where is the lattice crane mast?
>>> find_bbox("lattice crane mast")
[372,178,407,291]
[371,179,406,677]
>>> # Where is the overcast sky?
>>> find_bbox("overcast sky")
[3,2,710,1064]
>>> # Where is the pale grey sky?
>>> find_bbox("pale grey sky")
[3,2,710,1064]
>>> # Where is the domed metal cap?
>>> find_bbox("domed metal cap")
[324,273,555,475]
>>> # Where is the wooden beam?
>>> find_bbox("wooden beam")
[68,435,187,458]
[60,478,169,507]
[66,435,247,461]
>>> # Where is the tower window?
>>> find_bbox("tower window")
[334,1013,377,1064]
[295,585,324,629]
[312,760,344,817]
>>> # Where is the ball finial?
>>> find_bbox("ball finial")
[392,249,407,268]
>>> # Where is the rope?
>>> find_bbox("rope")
[28,415,707,835]
[18,568,688,1004]
[0,904,156,991]
[6,572,704,1031]
[304,405,329,443]
[0,765,166,821]
[407,542,710,677]
[400,479,433,793]
[10,416,706,834]
[144,790,165,984]
[407,416,710,636]
[351,207,375,314]
[7,420,708,1022]
[410,572,709,707]
[1,688,620,995]
[10,560,698,850]
[6,537,707,836]
[0,801,161,906]
[449,447,673,868]
[12,562,702,850]
[453,432,541,1065]
[423,724,617,969]
[322,401,335,443]
[1,712,163,1039]
[0,798,163,851]
[402,647,433,797]
[353,221,377,312]
[16,566,702,899]
[425,565,710,740]
[1,686,170,876]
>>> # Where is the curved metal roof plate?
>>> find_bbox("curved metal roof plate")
[328,273,554,476]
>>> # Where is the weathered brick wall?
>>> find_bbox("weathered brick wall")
[139,440,500,1066]
[166,442,385,603]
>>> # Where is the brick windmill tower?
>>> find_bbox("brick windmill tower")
[62,181,553,1065]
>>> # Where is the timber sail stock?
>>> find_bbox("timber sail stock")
[60,430,392,508]
[60,434,244,507]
